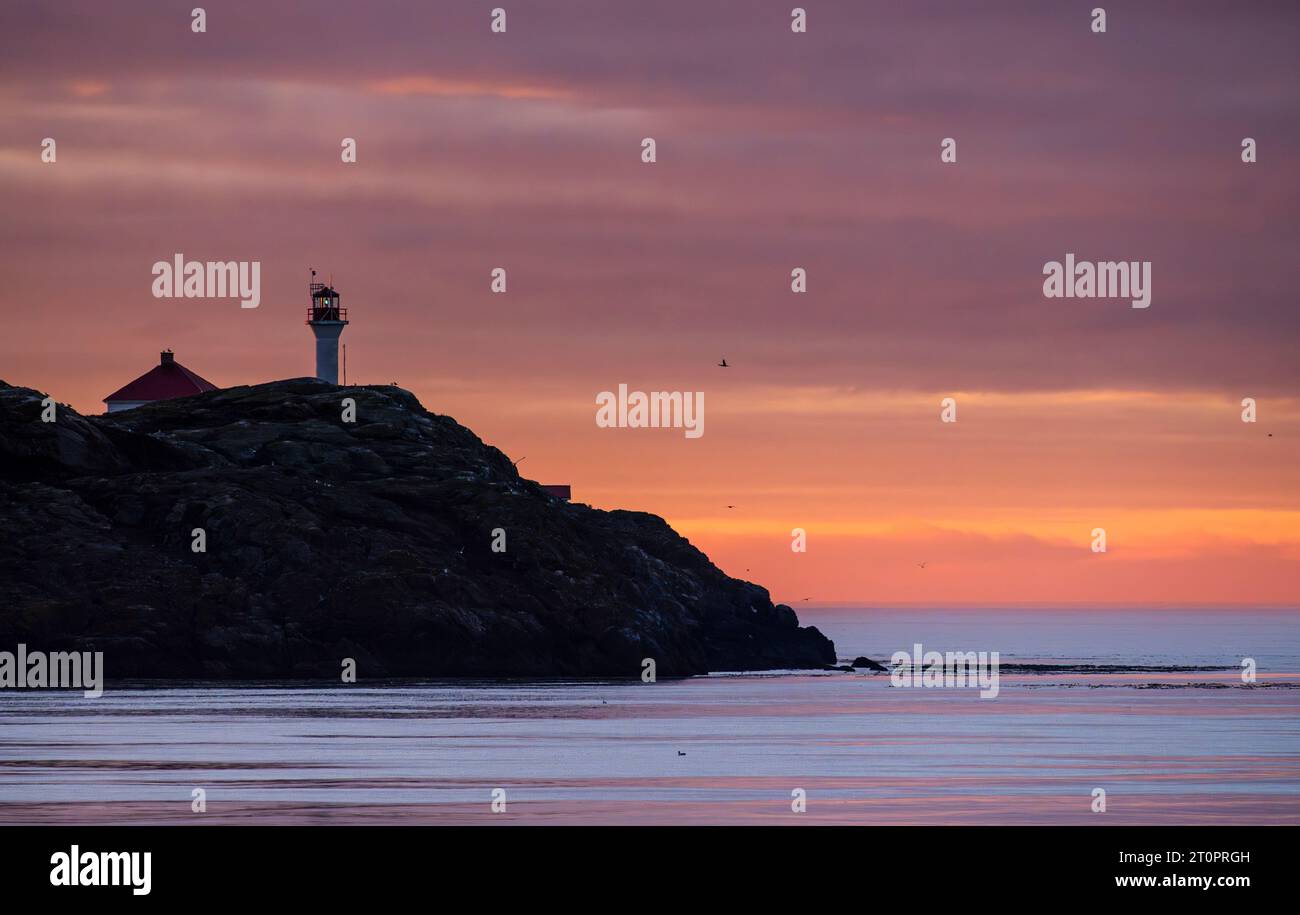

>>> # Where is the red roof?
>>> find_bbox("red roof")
[103,353,218,403]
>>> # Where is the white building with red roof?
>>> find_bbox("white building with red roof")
[102,350,218,413]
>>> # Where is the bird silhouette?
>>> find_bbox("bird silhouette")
[718,358,729,367]
[917,562,927,569]
[677,751,686,756]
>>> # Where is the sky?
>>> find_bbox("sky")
[2,1,1298,606]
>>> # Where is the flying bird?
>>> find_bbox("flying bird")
[718,358,729,367]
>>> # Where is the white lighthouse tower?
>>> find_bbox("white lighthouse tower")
[306,272,348,384]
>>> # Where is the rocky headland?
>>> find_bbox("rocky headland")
[0,379,834,679]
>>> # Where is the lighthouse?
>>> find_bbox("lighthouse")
[305,273,348,384]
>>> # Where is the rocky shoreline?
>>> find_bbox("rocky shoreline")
[0,379,835,679]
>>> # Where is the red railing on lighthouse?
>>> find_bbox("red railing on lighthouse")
[306,306,347,324]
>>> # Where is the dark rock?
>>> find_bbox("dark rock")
[824,665,856,672]
[0,379,836,679]
[851,656,888,671]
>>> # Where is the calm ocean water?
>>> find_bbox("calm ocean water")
[2,608,1298,825]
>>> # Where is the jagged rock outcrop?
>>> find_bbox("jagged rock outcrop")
[0,379,834,678]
